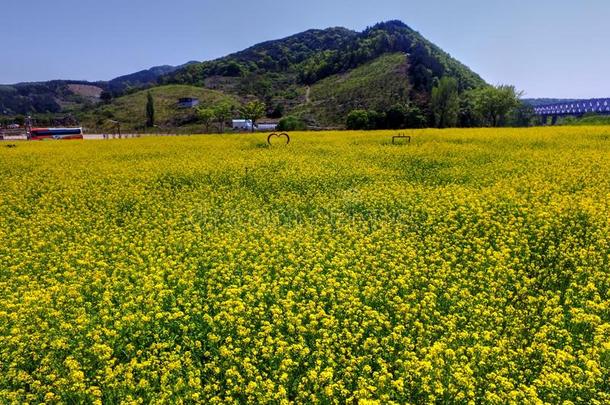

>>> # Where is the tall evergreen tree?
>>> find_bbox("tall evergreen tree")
[145,92,155,128]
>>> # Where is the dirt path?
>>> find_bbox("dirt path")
[305,86,311,104]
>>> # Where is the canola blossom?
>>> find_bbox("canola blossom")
[0,128,609,403]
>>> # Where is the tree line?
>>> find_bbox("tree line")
[346,80,533,130]
[141,80,531,134]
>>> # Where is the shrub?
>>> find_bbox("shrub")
[277,116,307,131]
[346,110,371,130]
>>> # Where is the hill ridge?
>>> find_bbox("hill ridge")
[2,20,487,129]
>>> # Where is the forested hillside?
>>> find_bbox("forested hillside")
[160,20,486,126]
[2,20,488,128]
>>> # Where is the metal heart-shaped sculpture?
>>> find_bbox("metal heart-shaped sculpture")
[267,132,290,146]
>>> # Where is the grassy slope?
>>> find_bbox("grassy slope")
[80,48,475,131]
[83,54,410,131]
[79,85,240,132]
[291,53,410,126]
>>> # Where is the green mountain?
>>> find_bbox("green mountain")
[0,80,105,116]
[2,20,487,129]
[523,98,577,107]
[106,62,199,94]
[0,64,193,116]
[160,20,486,126]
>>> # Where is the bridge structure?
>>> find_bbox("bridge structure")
[533,98,610,124]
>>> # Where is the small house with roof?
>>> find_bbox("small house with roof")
[177,97,200,108]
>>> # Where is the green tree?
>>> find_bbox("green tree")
[197,107,215,133]
[277,116,306,131]
[403,104,427,128]
[385,104,407,129]
[145,91,155,128]
[430,77,460,128]
[346,110,370,130]
[459,92,480,127]
[469,85,522,127]
[239,100,266,132]
[367,110,386,130]
[507,102,535,127]
[213,102,233,133]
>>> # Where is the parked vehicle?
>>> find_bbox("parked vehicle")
[29,128,83,140]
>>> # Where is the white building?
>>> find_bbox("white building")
[256,123,278,131]
[232,119,253,131]
[177,98,200,108]
[232,120,278,131]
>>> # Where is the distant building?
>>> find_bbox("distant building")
[232,120,278,131]
[232,119,253,131]
[256,123,278,131]
[177,98,200,108]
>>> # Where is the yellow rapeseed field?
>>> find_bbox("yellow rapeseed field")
[0,127,609,404]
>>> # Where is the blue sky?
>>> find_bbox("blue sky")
[2,0,608,98]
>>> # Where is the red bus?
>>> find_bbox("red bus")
[29,128,83,140]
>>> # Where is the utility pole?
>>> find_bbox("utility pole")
[25,115,33,140]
